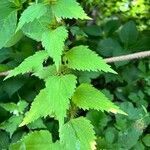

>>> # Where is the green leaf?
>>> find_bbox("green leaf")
[133,142,145,150]
[5,51,49,79]
[97,38,123,57]
[42,26,68,70]
[0,48,13,63]
[72,83,126,115]
[83,25,102,37]
[0,115,23,137]
[10,130,61,150]
[22,7,52,41]
[0,10,17,49]
[78,71,100,84]
[5,31,23,47]
[86,110,109,130]
[142,134,150,147]
[119,21,138,46]
[20,74,77,126]
[20,89,48,126]
[0,131,9,150]
[51,0,90,19]
[0,100,28,115]
[64,45,116,73]
[60,117,96,150]
[0,64,10,72]
[118,128,141,149]
[116,102,142,121]
[33,65,57,80]
[2,78,26,97]
[16,3,47,31]
[27,119,46,130]
[104,127,116,144]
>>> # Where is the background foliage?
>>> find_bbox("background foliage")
[0,0,150,149]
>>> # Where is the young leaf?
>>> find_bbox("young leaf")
[72,83,126,115]
[20,74,77,126]
[60,117,96,150]
[64,45,116,73]
[5,51,49,79]
[51,0,90,19]
[42,26,68,70]
[16,3,47,31]
[10,130,61,150]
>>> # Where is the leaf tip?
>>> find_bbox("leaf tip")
[86,16,92,20]
[109,108,128,116]
[3,76,10,81]
[19,122,25,127]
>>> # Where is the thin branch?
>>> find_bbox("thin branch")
[0,50,150,77]
[105,50,150,63]
[0,71,10,77]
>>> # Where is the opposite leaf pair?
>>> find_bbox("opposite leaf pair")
[5,47,126,127]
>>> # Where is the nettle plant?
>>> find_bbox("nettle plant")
[2,0,127,149]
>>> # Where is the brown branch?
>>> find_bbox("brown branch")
[0,50,150,77]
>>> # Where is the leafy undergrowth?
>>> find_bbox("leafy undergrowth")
[0,0,150,150]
